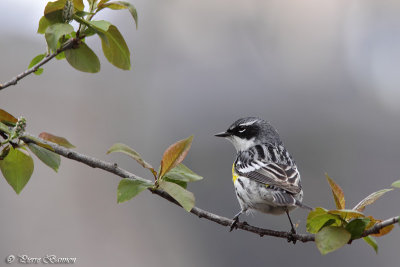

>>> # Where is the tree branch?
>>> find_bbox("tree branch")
[20,134,398,243]
[362,216,399,237]
[0,39,77,91]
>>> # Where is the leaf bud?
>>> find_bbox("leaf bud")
[63,0,75,22]
[14,116,27,137]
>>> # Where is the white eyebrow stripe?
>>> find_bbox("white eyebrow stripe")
[239,119,258,126]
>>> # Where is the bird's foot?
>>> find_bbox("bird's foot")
[287,228,297,244]
[229,217,239,232]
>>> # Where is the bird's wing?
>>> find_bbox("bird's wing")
[235,144,302,194]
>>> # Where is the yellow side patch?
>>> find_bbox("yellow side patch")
[232,163,270,187]
[232,163,239,183]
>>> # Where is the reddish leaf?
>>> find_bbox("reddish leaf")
[365,216,378,229]
[353,189,393,212]
[0,109,17,125]
[159,136,193,179]
[370,219,395,237]
[39,132,75,148]
[326,174,345,209]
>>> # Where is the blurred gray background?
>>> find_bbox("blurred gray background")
[1,0,400,266]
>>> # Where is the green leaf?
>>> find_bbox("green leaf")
[73,17,131,70]
[44,0,66,16]
[163,163,203,183]
[158,180,195,212]
[28,54,45,68]
[88,0,99,6]
[328,209,365,220]
[363,236,378,253]
[55,51,66,60]
[391,180,400,189]
[85,20,111,43]
[100,25,130,70]
[159,136,193,179]
[97,0,110,6]
[0,145,10,160]
[0,147,34,194]
[24,136,55,152]
[65,42,100,73]
[345,218,370,239]
[28,54,46,75]
[117,178,153,203]
[44,0,84,16]
[75,10,94,17]
[88,20,111,31]
[0,122,11,134]
[315,226,351,255]
[353,188,393,212]
[0,109,18,125]
[163,177,187,189]
[82,27,97,37]
[33,68,43,75]
[73,0,85,11]
[107,143,157,178]
[45,23,74,52]
[306,207,342,234]
[39,132,75,148]
[27,143,60,172]
[326,174,345,209]
[97,1,138,29]
[307,207,328,220]
[38,16,52,34]
[44,0,66,23]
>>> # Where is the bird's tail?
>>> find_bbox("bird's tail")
[295,200,313,211]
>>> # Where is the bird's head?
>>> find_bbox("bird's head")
[215,117,282,152]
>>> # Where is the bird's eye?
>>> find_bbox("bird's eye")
[238,127,246,133]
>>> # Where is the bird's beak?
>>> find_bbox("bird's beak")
[214,131,230,137]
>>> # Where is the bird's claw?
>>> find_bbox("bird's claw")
[287,228,297,244]
[229,218,239,232]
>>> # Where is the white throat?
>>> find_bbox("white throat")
[227,136,256,152]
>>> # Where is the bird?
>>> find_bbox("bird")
[215,117,311,242]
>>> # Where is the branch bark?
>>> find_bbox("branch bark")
[20,134,398,244]
[362,216,399,237]
[0,39,77,91]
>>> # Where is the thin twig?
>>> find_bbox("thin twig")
[0,39,77,91]
[20,134,398,243]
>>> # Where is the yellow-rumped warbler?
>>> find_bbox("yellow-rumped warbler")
[215,117,311,239]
